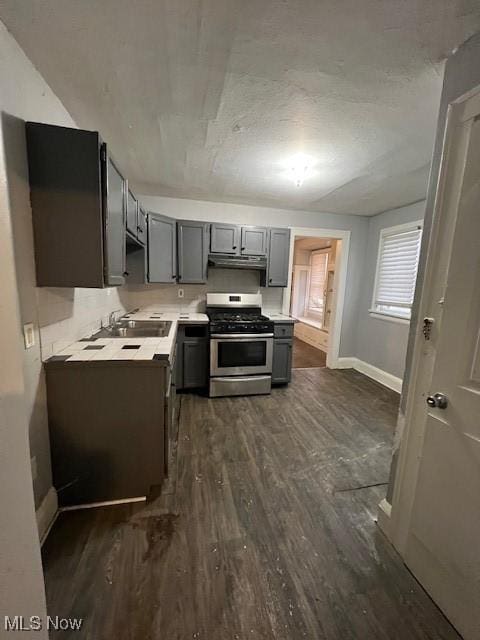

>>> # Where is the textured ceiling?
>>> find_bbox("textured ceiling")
[1,1,480,215]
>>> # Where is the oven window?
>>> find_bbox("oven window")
[218,340,267,368]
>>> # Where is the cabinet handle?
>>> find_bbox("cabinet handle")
[232,245,237,250]
[241,247,245,250]
[269,278,272,283]
[172,274,176,279]
[123,271,129,277]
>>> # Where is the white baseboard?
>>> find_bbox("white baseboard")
[36,486,58,545]
[333,357,403,393]
[376,498,392,538]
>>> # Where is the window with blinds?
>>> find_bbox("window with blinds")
[371,222,423,320]
[307,251,329,322]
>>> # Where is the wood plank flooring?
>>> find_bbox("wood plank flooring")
[292,337,327,369]
[42,368,460,639]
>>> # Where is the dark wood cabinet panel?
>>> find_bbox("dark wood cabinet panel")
[26,122,126,287]
[45,361,166,507]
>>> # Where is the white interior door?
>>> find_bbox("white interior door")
[404,94,480,639]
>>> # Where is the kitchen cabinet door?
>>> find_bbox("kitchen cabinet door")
[272,338,293,384]
[241,226,267,256]
[210,223,240,254]
[137,207,147,244]
[177,220,210,283]
[104,155,127,286]
[267,228,291,287]
[148,213,177,283]
[182,339,208,388]
[126,189,138,237]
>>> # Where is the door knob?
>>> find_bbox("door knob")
[426,393,448,409]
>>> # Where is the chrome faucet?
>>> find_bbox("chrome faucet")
[108,310,121,327]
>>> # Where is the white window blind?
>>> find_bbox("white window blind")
[307,251,328,321]
[372,223,422,320]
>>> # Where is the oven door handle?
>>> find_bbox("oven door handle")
[210,333,274,339]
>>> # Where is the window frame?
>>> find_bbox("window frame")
[370,220,423,323]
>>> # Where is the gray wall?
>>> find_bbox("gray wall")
[0,21,129,513]
[356,201,426,379]
[387,32,480,503]
[140,195,370,358]
[0,21,49,635]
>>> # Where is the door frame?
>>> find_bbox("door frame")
[389,83,480,554]
[282,227,351,369]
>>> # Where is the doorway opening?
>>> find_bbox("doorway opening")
[289,236,337,369]
[283,227,350,370]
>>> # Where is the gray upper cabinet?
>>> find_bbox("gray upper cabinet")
[178,220,210,283]
[241,226,267,256]
[104,157,127,286]
[210,223,240,254]
[267,228,291,287]
[26,122,126,288]
[126,189,138,237]
[148,213,177,283]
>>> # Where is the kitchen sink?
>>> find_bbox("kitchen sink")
[91,320,172,339]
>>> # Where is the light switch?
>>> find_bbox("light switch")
[23,323,35,349]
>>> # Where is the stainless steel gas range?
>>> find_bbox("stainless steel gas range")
[206,293,274,397]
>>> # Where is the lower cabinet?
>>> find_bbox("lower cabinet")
[272,337,293,384]
[45,360,167,507]
[176,324,209,390]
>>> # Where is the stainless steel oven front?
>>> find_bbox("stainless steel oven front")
[210,333,273,376]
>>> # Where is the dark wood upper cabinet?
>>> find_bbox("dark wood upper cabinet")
[267,228,291,287]
[147,213,177,283]
[177,220,210,284]
[26,122,126,287]
[210,223,240,254]
[241,226,267,256]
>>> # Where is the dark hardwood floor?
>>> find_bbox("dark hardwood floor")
[292,337,327,369]
[42,368,459,639]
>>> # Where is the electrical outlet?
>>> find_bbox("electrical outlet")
[23,323,35,349]
[31,456,37,481]
[178,288,184,299]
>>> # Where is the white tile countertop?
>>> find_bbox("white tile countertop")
[264,313,296,323]
[46,308,209,365]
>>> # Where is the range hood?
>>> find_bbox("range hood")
[208,254,267,271]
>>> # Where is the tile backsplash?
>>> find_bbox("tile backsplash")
[37,268,284,360]
[126,268,284,313]
[37,286,129,360]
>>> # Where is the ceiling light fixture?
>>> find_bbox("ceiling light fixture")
[285,153,316,188]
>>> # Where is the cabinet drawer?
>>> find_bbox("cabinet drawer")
[274,323,294,338]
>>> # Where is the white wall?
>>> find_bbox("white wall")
[355,201,426,379]
[139,195,370,358]
[0,21,129,516]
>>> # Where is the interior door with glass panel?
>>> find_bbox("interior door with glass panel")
[404,94,480,640]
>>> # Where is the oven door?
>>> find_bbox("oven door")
[210,334,273,376]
